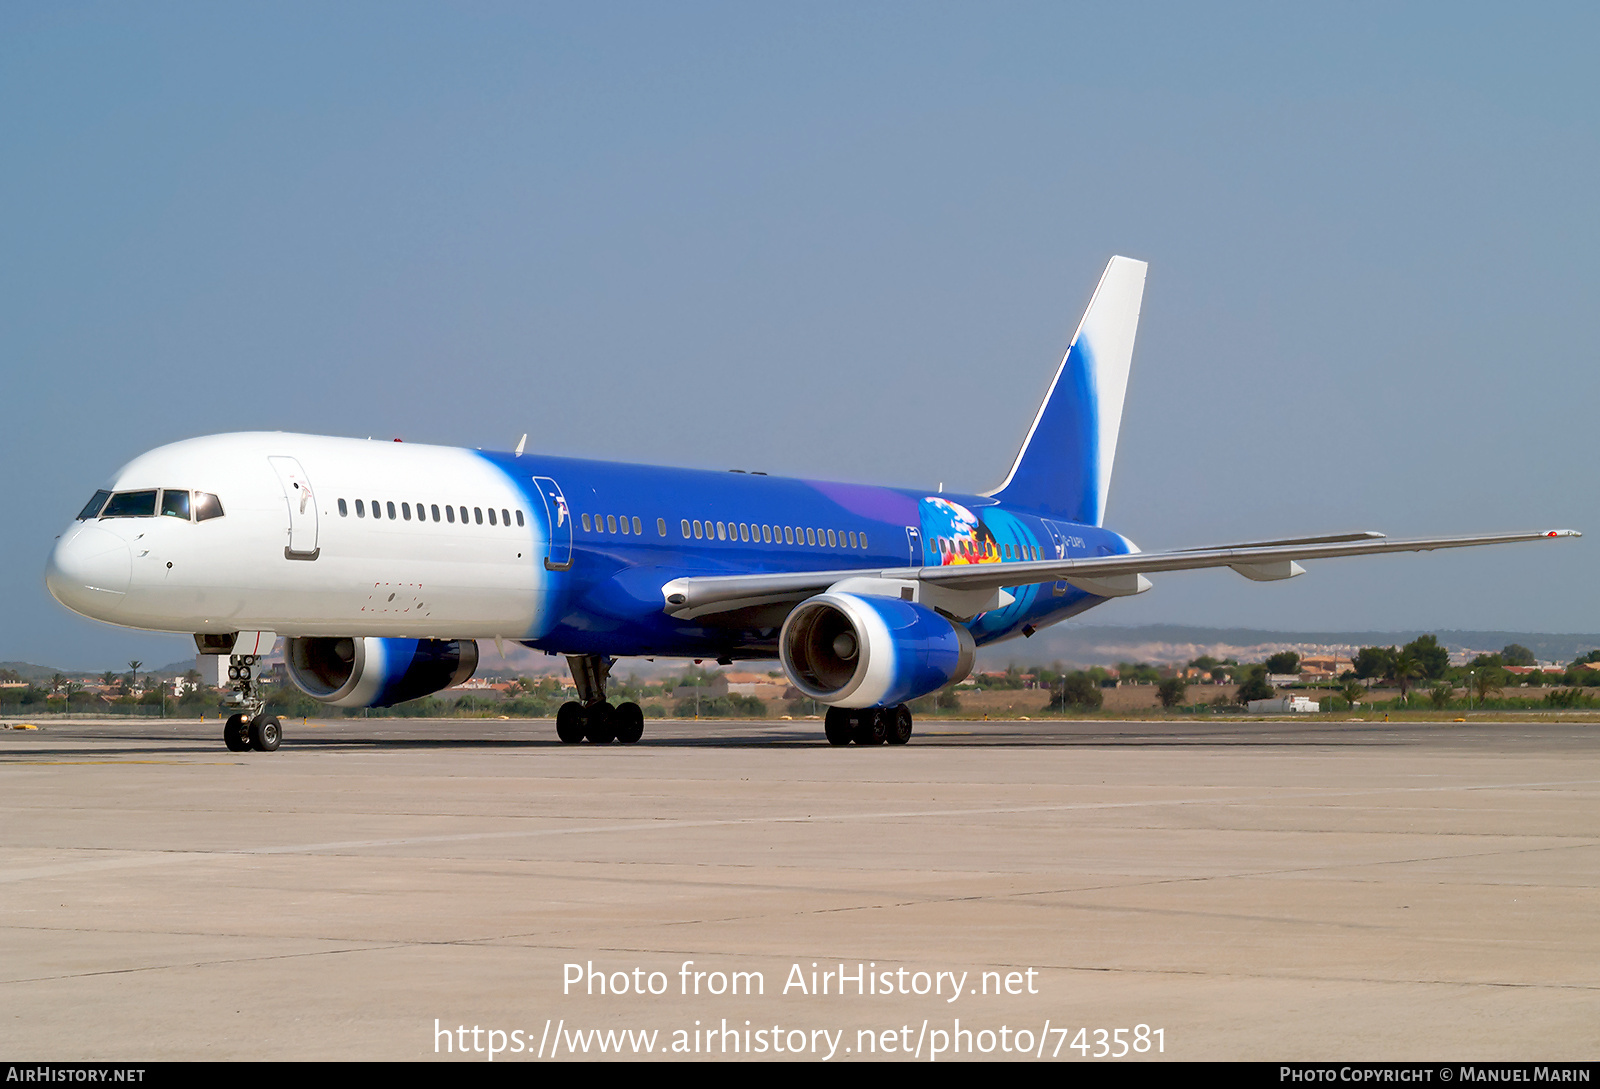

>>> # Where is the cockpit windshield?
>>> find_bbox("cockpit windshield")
[160,490,191,520]
[76,490,111,520]
[85,489,224,521]
[193,492,224,521]
[99,490,158,518]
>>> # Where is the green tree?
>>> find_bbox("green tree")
[1502,644,1536,667]
[1236,665,1274,704]
[1157,677,1188,708]
[1048,673,1103,712]
[1544,687,1582,709]
[1403,635,1450,680]
[1341,680,1366,708]
[1472,668,1504,704]
[1386,650,1423,701]
[1427,683,1454,710]
[1265,651,1301,675]
[1352,646,1394,680]
[1116,661,1161,684]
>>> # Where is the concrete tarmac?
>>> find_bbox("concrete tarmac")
[1,716,1596,1061]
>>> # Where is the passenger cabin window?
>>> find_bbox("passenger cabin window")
[488,509,497,526]
[101,490,158,518]
[474,507,483,525]
[356,499,366,517]
[77,490,111,520]
[503,508,511,526]
[657,517,666,536]
[161,490,192,520]
[446,505,455,523]
[338,498,348,517]
[402,503,412,521]
[432,504,441,522]
[681,518,690,537]
[517,510,525,527]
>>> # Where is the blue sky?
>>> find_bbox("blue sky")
[3,3,1596,669]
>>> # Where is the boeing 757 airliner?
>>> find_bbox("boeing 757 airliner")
[45,257,1578,751]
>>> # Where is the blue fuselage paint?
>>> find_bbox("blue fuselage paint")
[480,449,1132,661]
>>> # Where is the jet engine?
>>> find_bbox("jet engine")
[285,637,479,708]
[779,593,975,709]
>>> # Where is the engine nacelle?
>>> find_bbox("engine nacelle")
[779,593,975,709]
[285,637,479,708]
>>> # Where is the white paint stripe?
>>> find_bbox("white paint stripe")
[2,778,1594,884]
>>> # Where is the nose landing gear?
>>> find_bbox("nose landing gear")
[557,654,645,745]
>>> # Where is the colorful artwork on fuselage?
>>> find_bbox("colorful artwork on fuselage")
[919,497,1000,566]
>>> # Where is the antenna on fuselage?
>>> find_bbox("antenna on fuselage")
[514,434,527,457]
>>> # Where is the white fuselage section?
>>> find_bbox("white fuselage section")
[47,433,544,639]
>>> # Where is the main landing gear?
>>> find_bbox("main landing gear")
[824,705,913,746]
[220,653,282,752]
[556,654,645,745]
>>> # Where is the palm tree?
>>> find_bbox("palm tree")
[1473,668,1504,705]
[126,660,142,691]
[1386,650,1422,703]
[1341,680,1365,709]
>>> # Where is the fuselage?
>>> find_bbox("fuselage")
[47,432,1137,660]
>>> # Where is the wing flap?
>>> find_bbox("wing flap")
[660,530,1578,617]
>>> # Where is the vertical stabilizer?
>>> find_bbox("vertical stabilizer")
[985,255,1146,525]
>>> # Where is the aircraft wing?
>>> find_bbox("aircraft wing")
[660,529,1579,619]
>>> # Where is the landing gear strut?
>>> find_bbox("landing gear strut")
[824,705,913,746]
[219,654,282,752]
[557,654,644,745]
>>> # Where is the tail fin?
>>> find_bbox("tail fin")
[985,255,1147,525]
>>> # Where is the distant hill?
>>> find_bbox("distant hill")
[973,625,1600,670]
[0,661,69,681]
[0,659,194,681]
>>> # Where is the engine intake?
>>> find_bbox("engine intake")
[286,637,479,708]
[780,592,975,709]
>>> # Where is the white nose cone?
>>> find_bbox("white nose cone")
[46,524,131,620]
